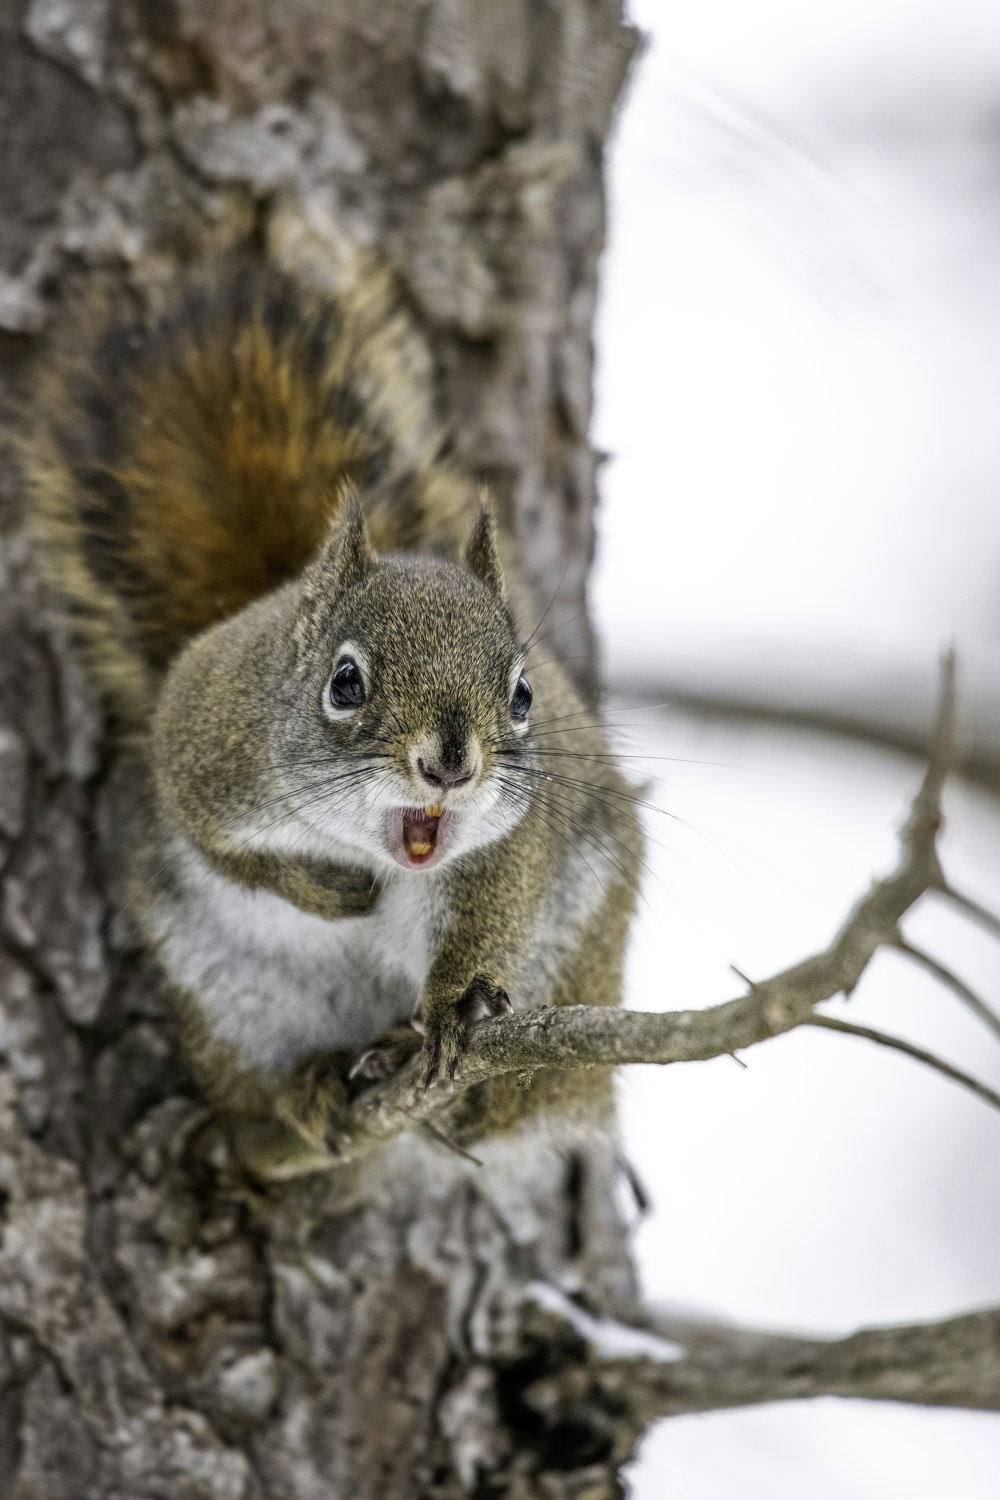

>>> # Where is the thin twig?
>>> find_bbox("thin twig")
[419,1120,483,1167]
[806,1014,1000,1114]
[892,936,1000,1043]
[937,882,1000,944]
[617,1153,651,1218]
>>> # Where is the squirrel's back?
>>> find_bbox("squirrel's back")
[24,265,475,722]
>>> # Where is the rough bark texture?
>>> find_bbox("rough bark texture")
[0,3,646,1496]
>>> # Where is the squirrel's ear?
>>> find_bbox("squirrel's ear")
[300,489,374,642]
[320,486,375,595]
[464,493,506,600]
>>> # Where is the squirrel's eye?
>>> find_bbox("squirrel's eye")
[328,659,365,711]
[511,674,532,722]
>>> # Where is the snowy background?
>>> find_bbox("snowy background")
[589,1,1000,1494]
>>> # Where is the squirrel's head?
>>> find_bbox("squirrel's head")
[274,493,535,872]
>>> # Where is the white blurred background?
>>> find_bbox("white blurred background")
[589,1,1000,1493]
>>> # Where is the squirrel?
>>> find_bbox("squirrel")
[23,260,643,1180]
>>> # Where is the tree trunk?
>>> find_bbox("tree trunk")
[0,3,646,1496]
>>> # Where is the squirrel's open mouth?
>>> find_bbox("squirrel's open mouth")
[398,804,445,867]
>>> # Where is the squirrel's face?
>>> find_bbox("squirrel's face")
[273,499,535,873]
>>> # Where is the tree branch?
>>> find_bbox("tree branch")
[805,1014,1000,1113]
[519,1286,1000,1418]
[938,882,1000,944]
[893,936,1000,1042]
[337,654,981,1162]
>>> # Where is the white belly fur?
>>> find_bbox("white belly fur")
[151,841,435,1075]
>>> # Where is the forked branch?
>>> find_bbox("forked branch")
[340,652,999,1161]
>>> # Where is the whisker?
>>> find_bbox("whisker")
[496,758,679,825]
[505,756,756,874]
[516,656,592,675]
[522,610,590,651]
[505,763,690,872]
[496,743,759,773]
[493,771,648,912]
[104,762,385,936]
[226,764,384,834]
[522,557,572,653]
[500,772,658,907]
[513,700,676,735]
[494,780,619,912]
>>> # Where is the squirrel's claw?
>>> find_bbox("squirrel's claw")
[420,1020,454,1090]
[420,976,513,1089]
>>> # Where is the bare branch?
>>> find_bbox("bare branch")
[805,1014,1000,1113]
[938,882,1000,944]
[893,936,1000,1042]
[519,1290,1000,1417]
[336,655,974,1162]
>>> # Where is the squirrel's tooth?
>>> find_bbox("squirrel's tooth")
[425,803,443,818]
[409,840,433,857]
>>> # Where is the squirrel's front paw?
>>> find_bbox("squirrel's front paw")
[420,976,512,1089]
[275,1052,353,1155]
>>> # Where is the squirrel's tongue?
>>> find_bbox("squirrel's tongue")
[402,805,442,862]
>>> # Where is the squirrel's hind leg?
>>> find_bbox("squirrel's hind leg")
[225,1050,355,1180]
[229,1115,339,1181]
[231,1026,425,1177]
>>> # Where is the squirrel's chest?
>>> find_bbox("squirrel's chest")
[155,859,437,1073]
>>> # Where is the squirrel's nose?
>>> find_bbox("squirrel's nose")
[417,756,474,791]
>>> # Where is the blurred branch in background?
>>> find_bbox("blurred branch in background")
[613,657,1000,794]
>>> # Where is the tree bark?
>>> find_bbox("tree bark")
[0,3,647,1496]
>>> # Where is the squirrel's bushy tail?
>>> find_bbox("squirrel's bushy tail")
[24,266,473,723]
